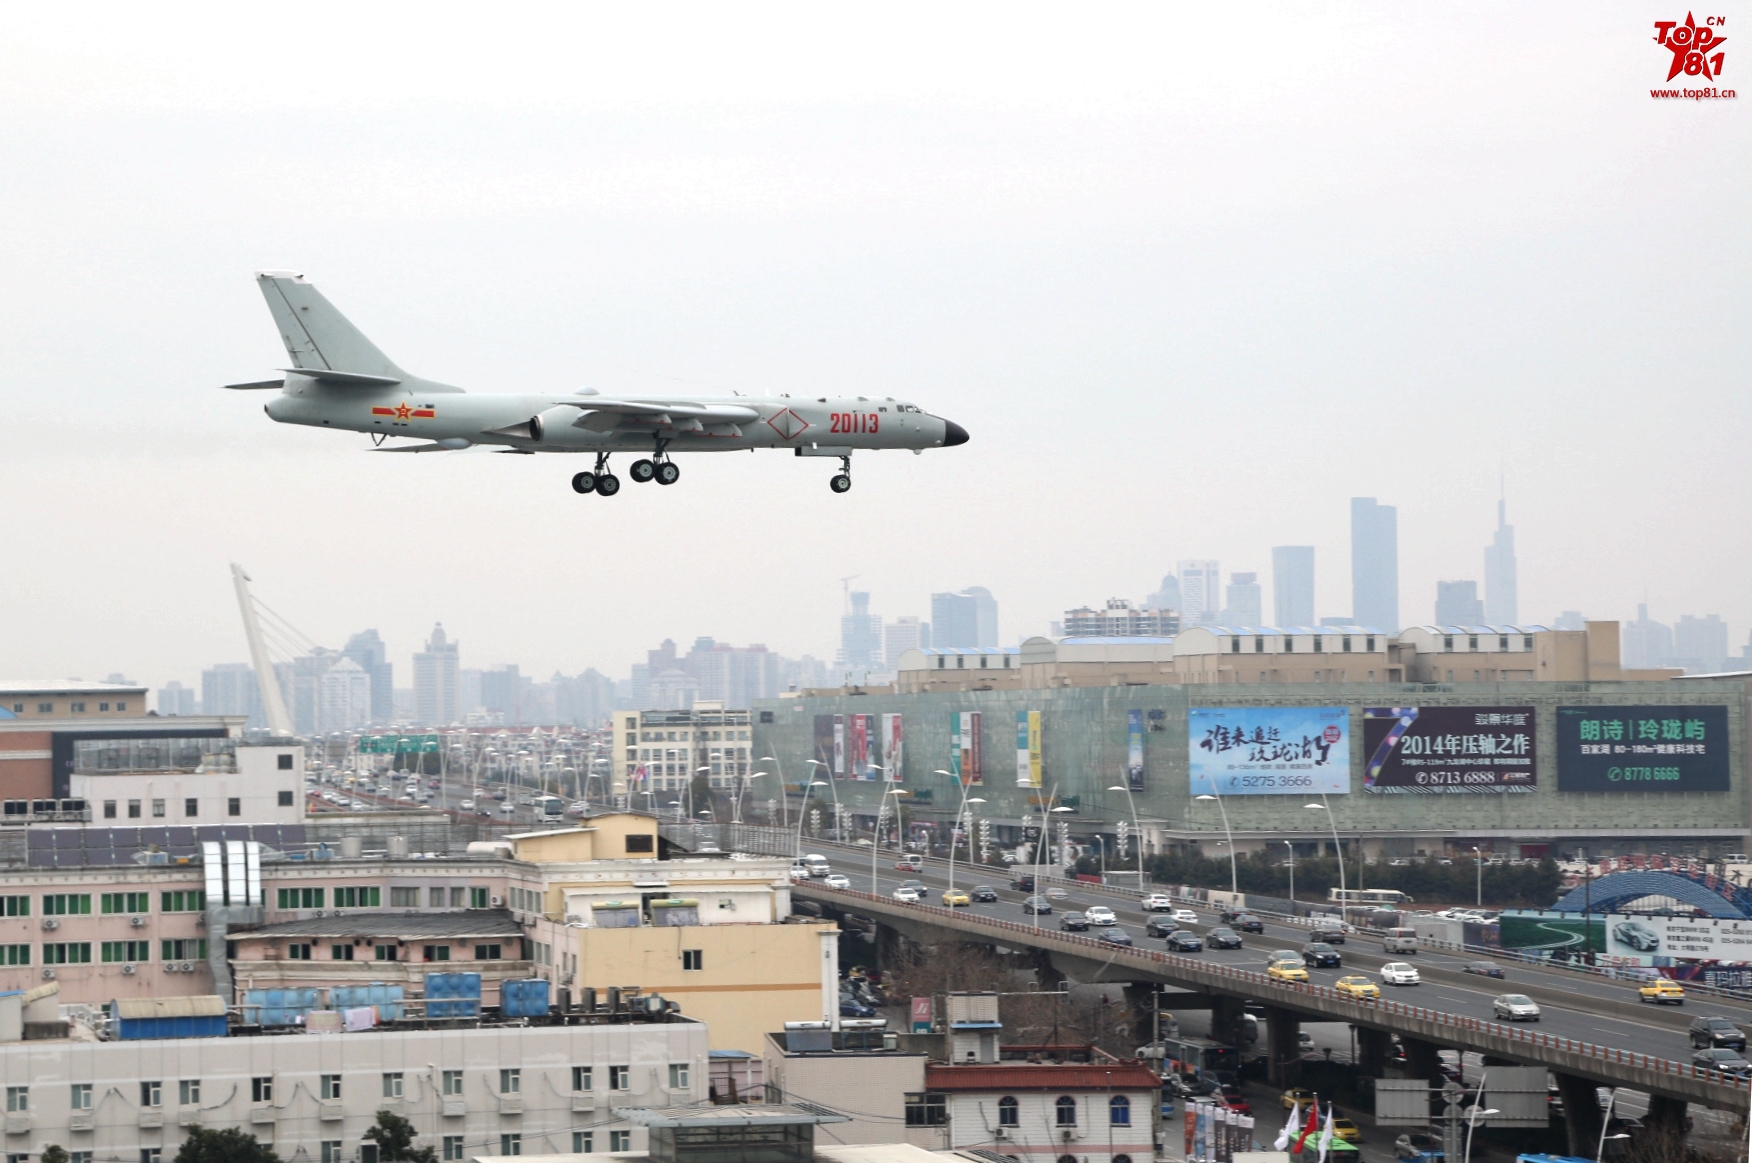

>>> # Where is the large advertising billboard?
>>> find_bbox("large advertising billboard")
[1015,711,1042,788]
[882,713,904,782]
[1188,706,1350,796]
[1362,706,1536,793]
[1500,911,1752,962]
[950,711,982,786]
[1127,709,1145,792]
[1556,705,1730,793]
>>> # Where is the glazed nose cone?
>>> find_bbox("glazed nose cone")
[942,419,969,446]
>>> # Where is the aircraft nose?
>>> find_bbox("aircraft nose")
[942,419,969,447]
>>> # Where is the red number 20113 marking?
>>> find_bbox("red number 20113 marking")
[829,413,879,434]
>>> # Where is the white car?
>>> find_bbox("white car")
[1380,962,1422,986]
[347,799,366,810]
[500,803,516,815]
[824,873,851,889]
[1085,906,1118,926]
[788,867,809,882]
[893,886,924,903]
[460,799,476,811]
[1492,993,1541,1021]
[1142,894,1176,912]
[1172,908,1199,924]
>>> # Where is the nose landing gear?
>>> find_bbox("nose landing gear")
[829,455,852,493]
[572,453,620,496]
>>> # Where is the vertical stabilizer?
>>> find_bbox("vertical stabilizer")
[255,271,406,378]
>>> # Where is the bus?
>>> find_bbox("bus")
[1151,1035,1239,1079]
[1327,888,1410,907]
[534,796,566,822]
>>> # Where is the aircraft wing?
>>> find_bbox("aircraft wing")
[546,398,761,434]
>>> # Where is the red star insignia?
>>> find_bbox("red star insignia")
[394,403,412,421]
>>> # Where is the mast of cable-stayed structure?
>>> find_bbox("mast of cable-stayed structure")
[230,563,296,738]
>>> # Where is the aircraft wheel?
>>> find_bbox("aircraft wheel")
[655,461,680,486]
[571,472,597,494]
[596,473,621,496]
[629,458,656,483]
[829,474,852,493]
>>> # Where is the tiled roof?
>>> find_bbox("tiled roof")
[238,909,521,939]
[925,1063,1161,1091]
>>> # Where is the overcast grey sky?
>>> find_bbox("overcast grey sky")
[0,3,1745,688]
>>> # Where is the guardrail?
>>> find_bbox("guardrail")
[795,882,1752,1110]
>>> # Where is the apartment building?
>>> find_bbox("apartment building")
[613,705,753,799]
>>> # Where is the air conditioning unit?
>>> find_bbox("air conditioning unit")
[180,962,195,973]
[122,963,137,975]
[993,1129,1008,1142]
[42,918,59,930]
[41,968,56,980]
[490,895,505,907]
[130,915,146,928]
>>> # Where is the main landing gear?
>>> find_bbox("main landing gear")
[571,453,620,496]
[631,438,681,486]
[829,455,852,494]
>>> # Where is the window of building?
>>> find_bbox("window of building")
[141,1151,162,1163]
[278,887,323,909]
[475,944,502,960]
[161,939,205,960]
[43,893,92,915]
[101,941,151,963]
[141,1081,162,1107]
[4,1087,25,1113]
[1443,635,1454,651]
[469,887,489,909]
[101,892,149,914]
[227,798,241,817]
[1055,1096,1078,1126]
[1523,635,1534,649]
[1109,1095,1131,1125]
[36,703,52,713]
[0,945,28,966]
[499,1069,521,1094]
[608,1133,631,1153]
[1368,636,1378,651]
[1,896,28,917]
[428,887,446,907]
[320,1075,341,1100]
[572,1067,593,1092]
[682,949,703,971]
[449,887,465,907]
[278,790,294,807]
[383,1073,404,1099]
[332,944,354,961]
[182,798,198,817]
[251,1078,273,1103]
[668,1064,689,1089]
[103,801,117,819]
[320,1143,343,1163]
[128,800,141,818]
[71,1084,92,1110]
[499,1135,521,1156]
[423,945,451,962]
[1342,636,1353,653]
[43,943,93,964]
[1468,635,1479,650]
[334,886,381,908]
[443,1138,466,1161]
[278,753,294,770]
[375,945,398,961]
[905,1093,947,1127]
[1499,635,1510,651]
[572,1133,593,1154]
[70,1153,92,1163]
[609,1066,630,1091]
[442,1071,464,1096]
[998,1096,1018,1127]
[288,944,312,960]
[390,887,420,907]
[625,834,654,854]
[179,1080,201,1106]
[151,799,165,818]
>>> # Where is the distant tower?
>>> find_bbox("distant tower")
[412,624,461,726]
[1350,498,1399,631]
[1176,561,1221,626]
[1435,580,1484,625]
[1221,573,1263,627]
[1483,494,1518,624]
[1271,547,1315,627]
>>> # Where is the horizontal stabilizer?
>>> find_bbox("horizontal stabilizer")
[281,367,402,387]
[222,380,285,391]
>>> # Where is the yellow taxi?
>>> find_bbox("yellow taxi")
[1639,978,1685,1005]
[942,888,972,907]
[1281,1088,1316,1111]
[1330,1118,1362,1144]
[1267,958,1309,983]
[1334,975,1381,1000]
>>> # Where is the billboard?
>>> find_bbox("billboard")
[812,715,836,779]
[1127,709,1145,792]
[882,713,904,782]
[1556,705,1730,793]
[1499,911,1752,963]
[950,711,982,786]
[1015,711,1042,788]
[847,713,875,779]
[1361,706,1536,793]
[1188,706,1350,796]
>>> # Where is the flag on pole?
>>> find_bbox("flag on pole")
[1273,1101,1300,1151]
[1292,1098,1321,1154]
[1316,1104,1336,1163]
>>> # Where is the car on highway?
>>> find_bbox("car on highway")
[971,885,999,902]
[1010,874,1036,892]
[1217,1084,1251,1115]
[1492,993,1542,1022]
[1171,908,1199,924]
[1098,928,1134,947]
[499,803,515,815]
[1281,1088,1316,1111]
[897,879,926,896]
[1060,912,1091,931]
[348,799,366,810]
[892,886,924,903]
[788,866,808,882]
[1301,942,1342,968]
[1691,1016,1748,1051]
[823,873,851,889]
[397,795,414,804]
[1267,958,1309,983]
[1330,1118,1362,1144]
[1268,948,1300,964]
[1640,978,1686,1005]
[1206,927,1245,949]
[1692,1048,1752,1077]
[1145,917,1179,938]
[1142,894,1176,912]
[1308,925,1347,944]
[894,854,924,872]
[1045,887,1070,900]
[942,888,971,907]
[429,778,442,788]
[1463,960,1506,978]
[1380,962,1421,986]
[1166,931,1204,953]
[1334,975,1380,1000]
[1231,913,1265,933]
[1085,906,1118,926]
[1022,896,1053,914]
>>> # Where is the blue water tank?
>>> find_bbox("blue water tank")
[500,979,550,1019]
[331,983,404,1021]
[242,988,319,1026]
[425,972,482,1018]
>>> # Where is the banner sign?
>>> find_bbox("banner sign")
[1189,706,1350,796]
[1500,910,1752,962]
[1015,711,1042,788]
[950,711,982,786]
[910,996,932,1033]
[1127,709,1145,792]
[812,715,836,779]
[1556,705,1730,793]
[848,713,875,780]
[882,713,904,782]
[1362,706,1536,793]
[359,734,439,754]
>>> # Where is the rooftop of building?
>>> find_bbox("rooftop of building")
[0,679,149,695]
[237,909,523,940]
[922,1060,1161,1090]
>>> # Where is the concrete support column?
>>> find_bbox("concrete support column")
[873,923,902,969]
[1211,995,1250,1048]
[1401,1037,1443,1086]
[1355,1026,1392,1077]
[1554,1072,1604,1160]
[1644,1094,1688,1135]
[1263,1006,1302,1087]
[1031,948,1067,991]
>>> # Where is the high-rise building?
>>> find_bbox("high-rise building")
[1220,573,1263,627]
[341,629,395,724]
[201,663,262,728]
[1146,573,1181,613]
[1553,610,1586,631]
[1674,614,1729,674]
[412,623,461,726]
[1176,561,1221,626]
[318,657,371,731]
[838,592,884,673]
[1271,547,1315,627]
[155,681,196,716]
[1350,497,1399,630]
[1434,580,1484,625]
[687,639,782,707]
[884,617,930,667]
[931,588,998,648]
[1061,600,1179,637]
[1622,604,1673,670]
[553,669,616,727]
[480,665,529,722]
[1484,499,1518,624]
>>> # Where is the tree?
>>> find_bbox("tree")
[173,1127,281,1163]
[42,1147,68,1163]
[364,1110,438,1163]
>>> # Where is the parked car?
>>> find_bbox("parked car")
[1692,1048,1752,1077]
[1171,908,1199,924]
[1231,913,1265,933]
[839,997,876,1019]
[1206,927,1245,949]
[1492,993,1542,1021]
[823,873,851,889]
[1099,928,1134,946]
[1145,917,1179,939]
[1022,896,1053,914]
[1640,979,1686,1005]
[1691,1016,1748,1051]
[1334,975,1380,1000]
[1463,960,1506,978]
[971,885,999,902]
[1142,893,1176,912]
[1060,912,1091,931]
[1085,906,1118,926]
[1380,962,1421,986]
[1166,931,1204,952]
[1302,942,1342,968]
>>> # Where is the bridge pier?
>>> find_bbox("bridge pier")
[1212,995,1250,1048]
[1554,1072,1605,1159]
[874,923,903,968]
[1263,1006,1302,1087]
[1644,1093,1688,1134]
[1401,1037,1443,1085]
[1030,947,1067,991]
[1355,1026,1392,1076]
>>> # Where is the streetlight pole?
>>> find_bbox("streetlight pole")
[807,760,844,842]
[1472,846,1484,908]
[1195,793,1238,895]
[794,780,828,859]
[871,780,902,898]
[945,780,986,901]
[1305,797,1346,906]
[1107,783,1145,888]
[758,756,789,832]
[1284,840,1296,914]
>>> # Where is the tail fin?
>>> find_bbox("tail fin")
[255,271,406,379]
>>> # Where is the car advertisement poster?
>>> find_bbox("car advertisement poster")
[1556,705,1730,793]
[1015,710,1042,788]
[950,711,982,786]
[1499,911,1752,962]
[1188,706,1351,795]
[1361,706,1537,793]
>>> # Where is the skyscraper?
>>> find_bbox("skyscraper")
[1434,580,1484,625]
[1271,546,1315,627]
[1176,561,1221,626]
[341,629,395,724]
[412,623,461,726]
[1674,615,1729,674]
[1483,498,1518,624]
[1350,497,1399,630]
[155,681,196,716]
[201,663,262,727]
[1622,604,1673,669]
[1221,573,1263,627]
[838,592,884,672]
[1145,573,1181,612]
[884,617,929,666]
[318,657,372,731]
[931,588,998,648]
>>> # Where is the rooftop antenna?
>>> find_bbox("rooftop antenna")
[230,563,295,738]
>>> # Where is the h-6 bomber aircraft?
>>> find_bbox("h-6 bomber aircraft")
[227,272,968,495]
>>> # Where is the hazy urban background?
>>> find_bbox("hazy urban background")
[1,4,1746,703]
